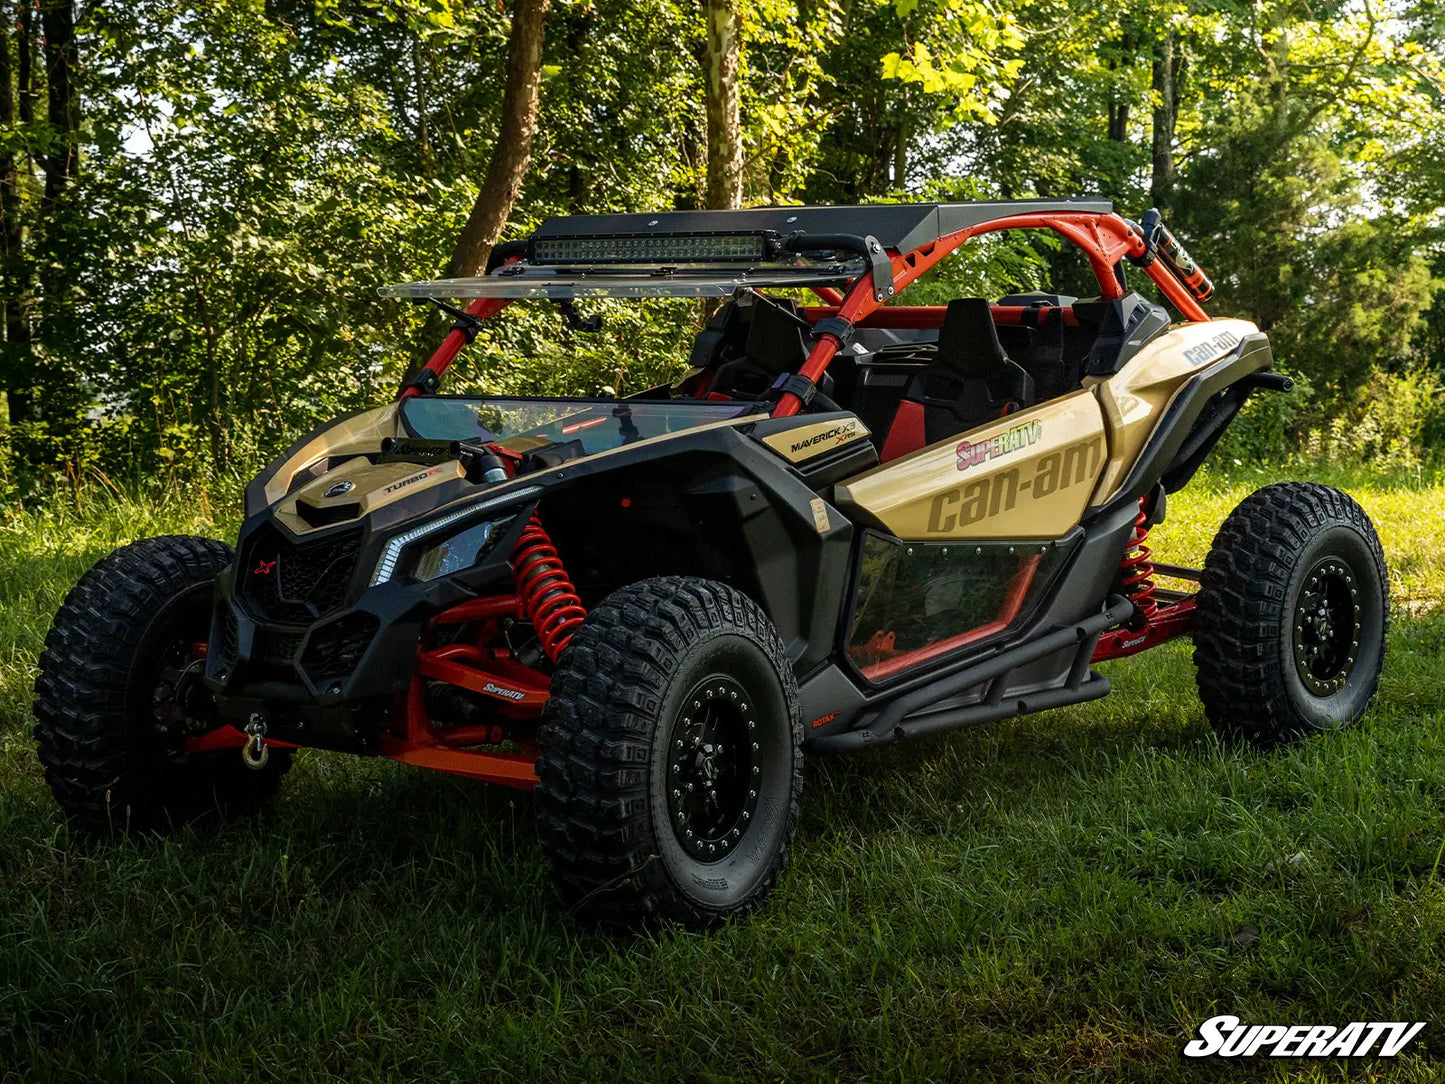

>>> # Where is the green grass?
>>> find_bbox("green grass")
[2,465,1444,1081]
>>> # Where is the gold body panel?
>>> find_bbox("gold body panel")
[836,317,1262,541]
[260,403,402,508]
[273,457,469,535]
[1085,318,1257,506]
[835,390,1107,540]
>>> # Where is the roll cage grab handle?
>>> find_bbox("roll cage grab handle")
[399,211,1213,411]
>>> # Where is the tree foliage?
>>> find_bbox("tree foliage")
[0,0,1441,494]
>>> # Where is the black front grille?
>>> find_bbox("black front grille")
[245,525,363,623]
[260,627,306,668]
[301,612,380,681]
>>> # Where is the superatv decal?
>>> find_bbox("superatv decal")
[790,420,859,454]
[382,465,444,495]
[956,420,1042,472]
[481,681,527,702]
[1182,329,1241,367]
[928,436,1103,532]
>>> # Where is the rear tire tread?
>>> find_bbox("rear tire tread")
[1193,482,1388,744]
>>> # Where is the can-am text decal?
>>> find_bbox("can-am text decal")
[929,435,1101,532]
[1182,329,1241,367]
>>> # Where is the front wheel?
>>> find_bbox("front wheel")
[33,535,292,833]
[1193,482,1389,744]
[536,577,803,927]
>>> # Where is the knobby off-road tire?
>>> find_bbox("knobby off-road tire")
[536,577,803,927]
[34,535,292,833]
[1194,482,1388,745]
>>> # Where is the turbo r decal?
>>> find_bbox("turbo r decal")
[929,435,1103,532]
[956,419,1042,472]
[382,465,444,495]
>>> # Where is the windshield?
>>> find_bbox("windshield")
[399,397,765,457]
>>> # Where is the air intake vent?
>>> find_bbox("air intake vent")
[295,500,362,529]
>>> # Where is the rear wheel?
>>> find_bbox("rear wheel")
[536,577,803,927]
[33,536,292,833]
[1193,483,1388,744]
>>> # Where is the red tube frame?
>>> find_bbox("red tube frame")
[772,210,1208,418]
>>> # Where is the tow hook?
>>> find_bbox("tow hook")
[242,712,270,771]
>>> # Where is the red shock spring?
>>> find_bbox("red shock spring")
[1119,496,1158,620]
[511,513,586,664]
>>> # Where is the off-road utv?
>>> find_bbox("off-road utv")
[35,200,1388,926]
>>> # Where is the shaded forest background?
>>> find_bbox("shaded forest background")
[1,0,1443,500]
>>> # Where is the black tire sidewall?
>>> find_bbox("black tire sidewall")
[1278,523,1386,731]
[646,630,796,913]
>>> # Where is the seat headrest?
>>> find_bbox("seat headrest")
[744,297,809,375]
[936,297,1010,379]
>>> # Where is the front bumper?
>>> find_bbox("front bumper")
[203,502,534,749]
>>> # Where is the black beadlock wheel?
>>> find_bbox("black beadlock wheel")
[535,576,803,927]
[33,535,292,833]
[1193,483,1389,744]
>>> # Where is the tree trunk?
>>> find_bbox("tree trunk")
[407,0,550,378]
[413,30,432,170]
[1150,30,1177,213]
[2,2,36,426]
[39,0,79,201]
[1107,100,1130,142]
[441,0,551,280]
[703,0,742,209]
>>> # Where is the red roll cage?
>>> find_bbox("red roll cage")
[400,209,1210,412]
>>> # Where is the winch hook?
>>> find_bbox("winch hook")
[242,713,270,771]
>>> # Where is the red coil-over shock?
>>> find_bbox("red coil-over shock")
[1120,496,1158,622]
[511,513,586,663]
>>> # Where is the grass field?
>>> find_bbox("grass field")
[2,464,1444,1081]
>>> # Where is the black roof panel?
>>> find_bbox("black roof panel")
[528,199,1114,253]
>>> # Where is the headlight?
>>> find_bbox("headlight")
[369,487,539,586]
[412,518,506,581]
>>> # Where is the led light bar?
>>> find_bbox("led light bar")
[531,233,768,265]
